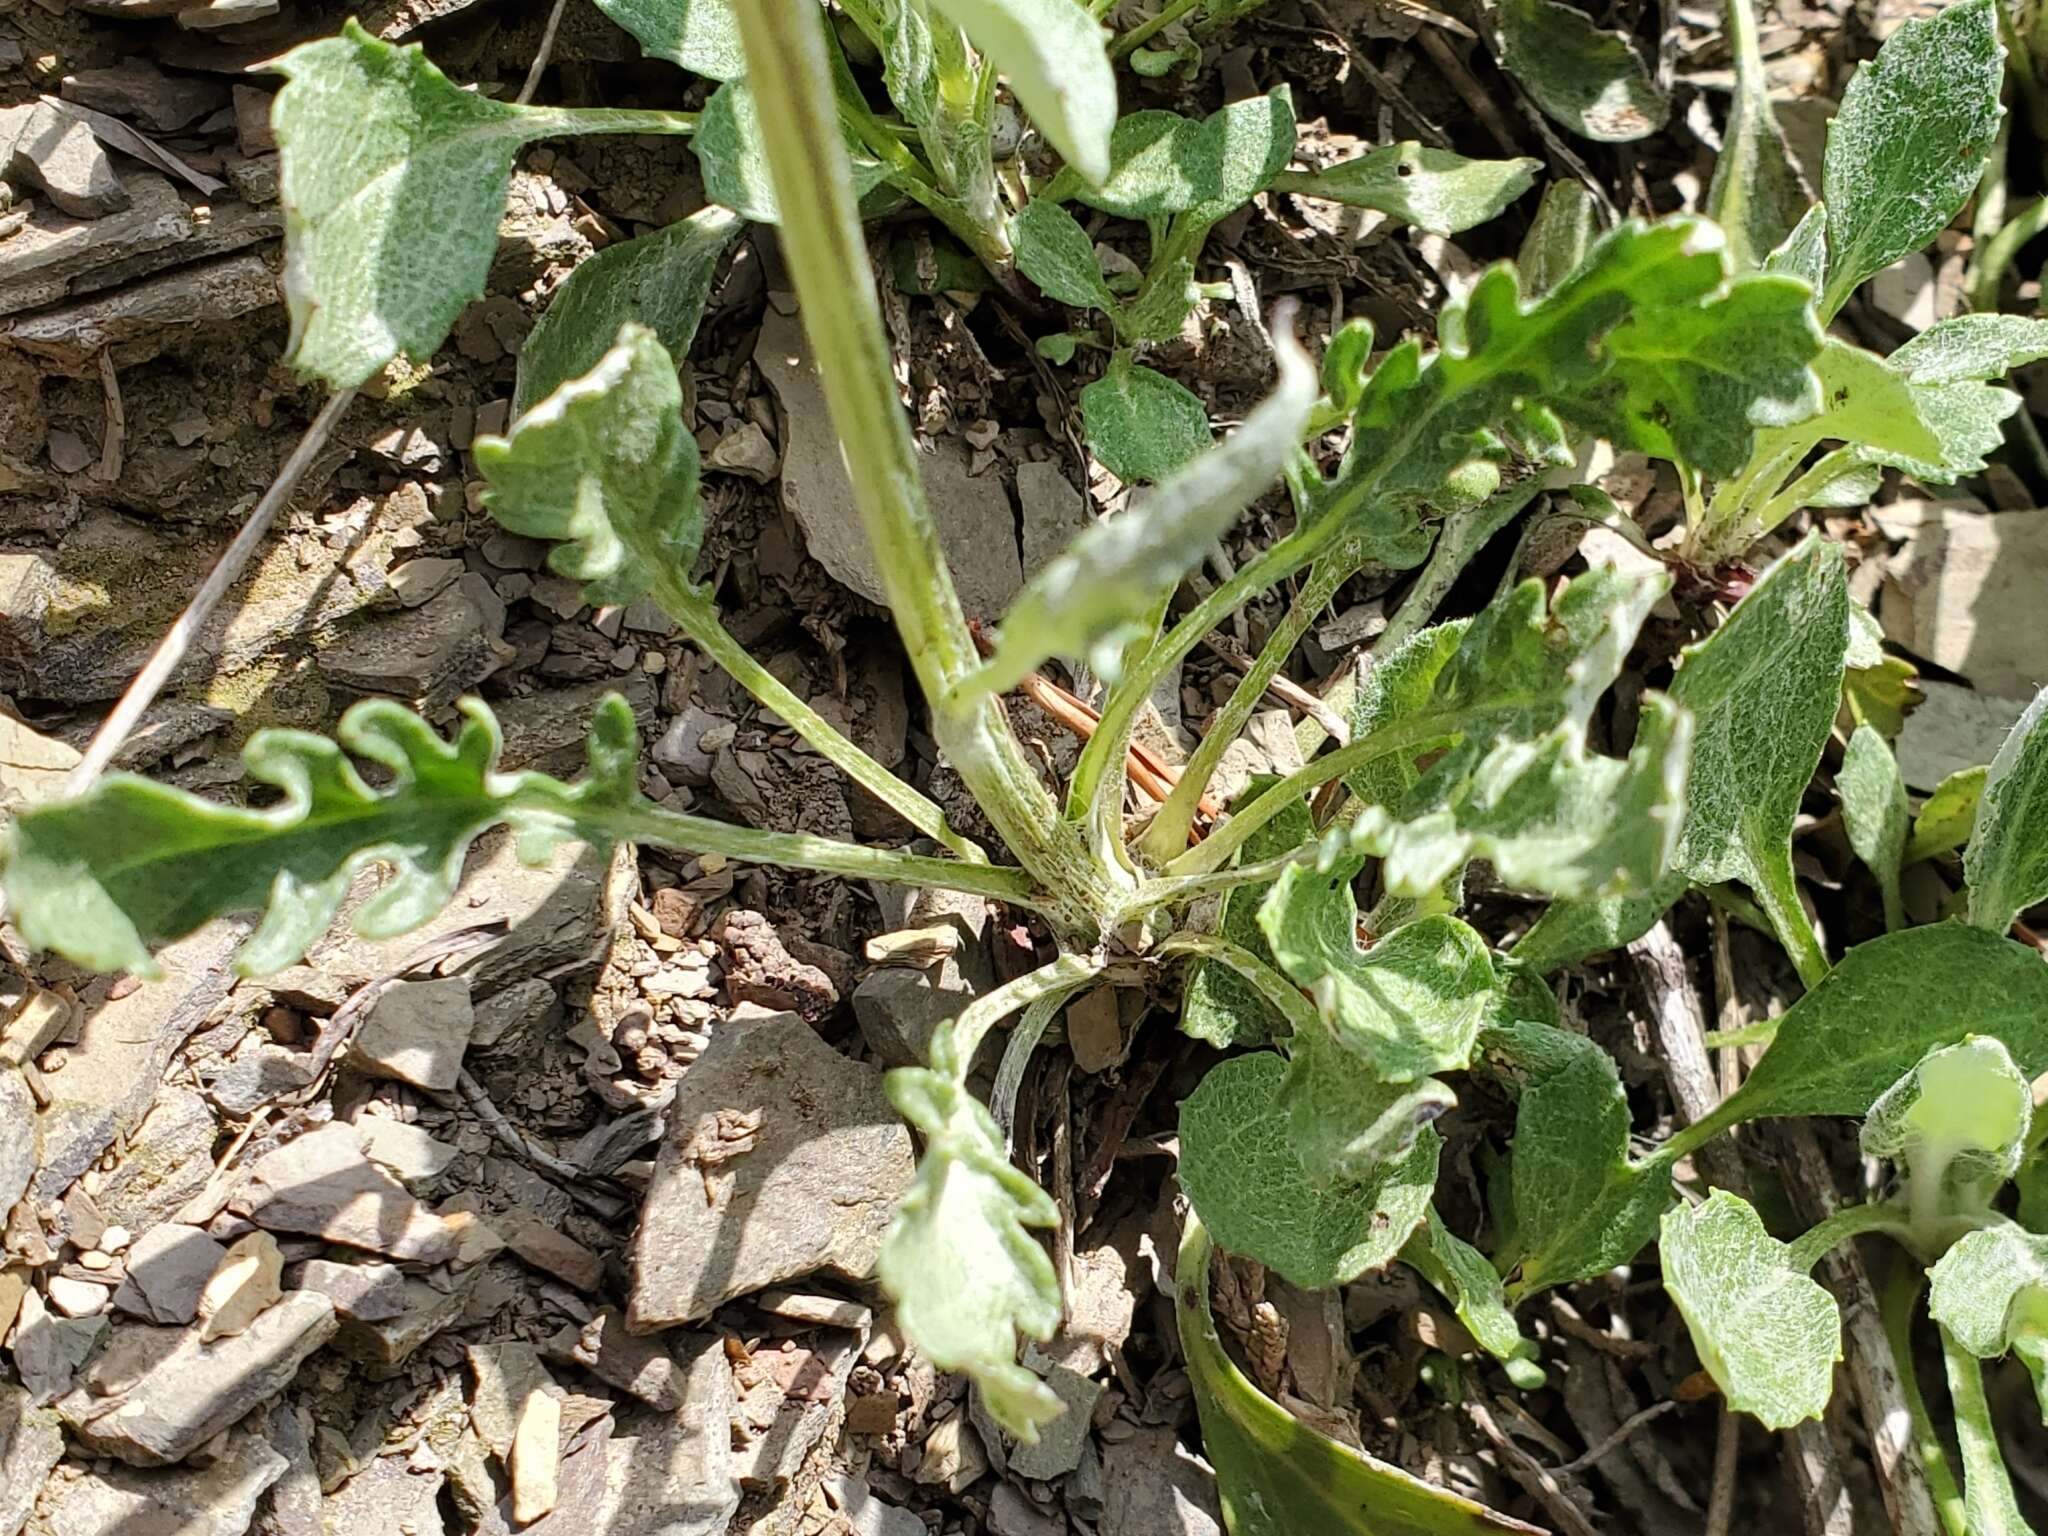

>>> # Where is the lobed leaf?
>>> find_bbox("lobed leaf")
[926,0,1116,184]
[1494,0,1669,142]
[2,696,639,979]
[1839,723,1907,931]
[1818,0,2005,317]
[1965,687,2048,936]
[1890,314,2048,384]
[1861,1036,2031,1205]
[593,0,743,78]
[513,206,742,417]
[1405,1210,1545,1386]
[979,337,1311,694]
[477,325,703,607]
[1717,922,2048,1122]
[1178,1218,1547,1536]
[1281,1023,1456,1185]
[1666,536,1846,961]
[1179,1053,1438,1290]
[1273,144,1539,236]
[880,1065,1064,1436]
[1660,1192,1841,1429]
[1930,1226,2048,1367]
[1065,90,1292,220]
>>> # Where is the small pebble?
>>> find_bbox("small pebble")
[100,1226,132,1253]
[78,1250,112,1271]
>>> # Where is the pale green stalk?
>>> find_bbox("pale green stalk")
[1111,0,1203,58]
[1154,931,1321,1037]
[519,107,697,138]
[946,951,1106,1070]
[1138,541,1356,863]
[1940,1326,2032,1534]
[1784,1203,1916,1272]
[1883,1266,1970,1536]
[735,0,1124,936]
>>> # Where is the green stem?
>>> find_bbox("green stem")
[1748,445,1868,538]
[652,576,984,862]
[1138,541,1356,864]
[612,801,1041,907]
[943,951,1104,1076]
[1940,1324,2036,1534]
[1785,1202,1915,1272]
[1154,930,1321,1038]
[1111,0,1203,59]
[1882,1263,1970,1536]
[1968,196,2048,312]
[992,987,1073,1141]
[736,0,1122,936]
[1752,854,1832,991]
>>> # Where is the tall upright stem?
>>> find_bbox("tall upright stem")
[735,0,1122,935]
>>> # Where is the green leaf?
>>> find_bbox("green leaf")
[1,696,639,979]
[1080,357,1211,484]
[1183,780,1316,1048]
[880,1065,1063,1437]
[1011,198,1116,312]
[477,325,701,607]
[1861,1036,2031,1204]
[1259,863,1499,1083]
[1114,256,1196,344]
[1765,202,1828,289]
[271,22,539,389]
[1906,765,1986,865]
[1931,1226,2048,1362]
[1179,1053,1438,1289]
[1494,0,1669,142]
[1272,144,1539,236]
[1890,314,2048,384]
[1801,339,1946,466]
[1281,1022,1456,1185]
[1966,687,2048,935]
[1322,317,1375,414]
[1343,219,1821,503]
[1817,0,2005,318]
[1065,109,1209,217]
[1660,1191,1841,1429]
[1839,723,1908,931]
[926,0,1116,184]
[1716,922,2048,1123]
[695,78,888,222]
[1184,88,1294,224]
[1940,1327,2038,1536]
[592,0,743,78]
[513,205,742,418]
[1178,1218,1547,1536]
[1404,1210,1545,1386]
[1508,875,1686,974]
[1515,180,1600,297]
[1703,0,1807,268]
[981,340,1309,694]
[1667,535,1846,974]
[1495,1021,1675,1296]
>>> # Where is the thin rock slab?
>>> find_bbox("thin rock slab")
[548,1308,684,1409]
[1099,1426,1224,1536]
[34,1429,285,1536]
[629,1011,914,1329]
[321,1454,447,1536]
[291,1257,404,1322]
[56,1290,336,1467]
[348,977,474,1093]
[228,1122,465,1264]
[596,1337,741,1536]
[0,1384,63,1536]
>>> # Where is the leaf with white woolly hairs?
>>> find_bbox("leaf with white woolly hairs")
[592,0,743,78]
[1494,0,1668,142]
[1272,144,1539,235]
[1861,1036,2031,1208]
[926,0,1116,183]
[1931,1227,2048,1372]
[1838,723,1907,931]
[1405,1210,1545,1386]
[1660,1191,1841,1429]
[1966,687,2048,937]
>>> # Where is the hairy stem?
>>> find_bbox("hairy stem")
[736,0,1122,934]
[944,951,1105,1075]
[1940,1323,2031,1534]
[654,575,983,862]
[1784,1202,1915,1273]
[1882,1264,1971,1536]
[1154,930,1321,1038]
[1111,0,1203,58]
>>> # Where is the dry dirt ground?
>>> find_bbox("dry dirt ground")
[0,0,2045,1533]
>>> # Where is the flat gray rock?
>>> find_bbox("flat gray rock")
[0,1068,33,1216]
[0,1384,63,1536]
[629,1012,914,1329]
[1100,1426,1223,1536]
[349,977,474,1093]
[57,1290,336,1466]
[293,1258,405,1322]
[96,1085,216,1229]
[323,1455,447,1536]
[1016,460,1089,579]
[7,102,128,219]
[230,1123,464,1264]
[34,1428,284,1536]
[597,1338,740,1536]
[111,1222,225,1325]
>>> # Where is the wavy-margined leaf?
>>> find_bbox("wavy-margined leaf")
[1861,1036,2031,1207]
[1281,1023,1457,1185]
[271,21,691,390]
[477,325,702,607]
[514,206,742,418]
[1667,536,1846,977]
[1660,1192,1841,1429]
[1079,357,1213,485]
[1966,687,2048,936]
[1260,861,1498,1084]
[1341,219,1819,511]
[1712,923,2048,1124]
[1,696,640,980]
[1930,1227,2048,1374]
[1488,1020,1675,1297]
[1494,0,1668,142]
[879,1064,1063,1437]
[1180,1053,1439,1290]
[975,336,1311,695]
[1063,90,1292,219]
[1272,144,1539,236]
[1403,1210,1545,1387]
[1839,723,1908,931]
[926,0,1115,183]
[593,0,742,78]
[1178,1217,1546,1536]
[1817,0,2005,318]
[1182,779,1315,1049]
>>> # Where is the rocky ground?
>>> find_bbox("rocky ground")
[1,0,2046,1533]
